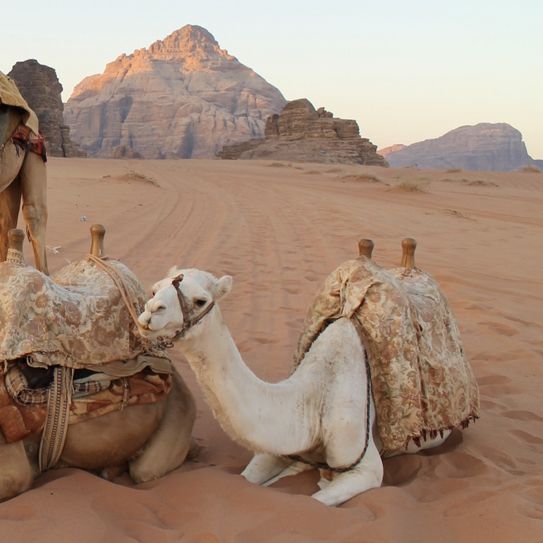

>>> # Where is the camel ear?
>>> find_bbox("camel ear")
[213,275,233,300]
[168,265,182,277]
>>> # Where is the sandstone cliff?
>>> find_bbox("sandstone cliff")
[385,123,536,171]
[8,59,84,157]
[219,99,387,166]
[64,25,286,158]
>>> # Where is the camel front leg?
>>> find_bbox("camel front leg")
[0,174,21,262]
[19,151,48,274]
[261,460,313,487]
[241,453,292,485]
[129,372,196,483]
[311,439,383,506]
[0,440,34,501]
[312,397,383,506]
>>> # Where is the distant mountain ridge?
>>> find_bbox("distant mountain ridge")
[385,123,538,171]
[64,25,286,158]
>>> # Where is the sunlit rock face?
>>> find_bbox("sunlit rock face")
[385,123,536,171]
[64,25,286,158]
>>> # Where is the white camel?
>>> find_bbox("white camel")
[138,268,451,506]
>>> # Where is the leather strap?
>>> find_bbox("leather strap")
[169,274,215,340]
[38,367,74,471]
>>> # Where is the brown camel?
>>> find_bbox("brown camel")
[0,100,48,273]
[0,228,196,500]
[0,370,196,501]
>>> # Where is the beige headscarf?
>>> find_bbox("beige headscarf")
[0,71,39,135]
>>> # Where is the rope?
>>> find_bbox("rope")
[87,255,147,339]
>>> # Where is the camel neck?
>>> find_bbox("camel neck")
[179,310,319,455]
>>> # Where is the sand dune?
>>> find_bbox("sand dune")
[4,158,542,542]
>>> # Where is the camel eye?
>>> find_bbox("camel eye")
[194,298,207,307]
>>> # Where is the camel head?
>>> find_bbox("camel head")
[138,267,233,340]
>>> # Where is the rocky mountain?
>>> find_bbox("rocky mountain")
[385,123,536,171]
[64,25,286,158]
[8,59,84,157]
[219,98,387,166]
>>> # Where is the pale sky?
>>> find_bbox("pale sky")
[2,0,542,156]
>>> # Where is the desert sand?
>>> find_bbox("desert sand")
[2,158,542,542]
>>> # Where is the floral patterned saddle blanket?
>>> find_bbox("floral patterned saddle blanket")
[0,255,164,370]
[294,256,480,454]
[0,253,172,466]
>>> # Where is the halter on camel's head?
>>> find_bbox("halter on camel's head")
[169,273,216,340]
[138,269,233,341]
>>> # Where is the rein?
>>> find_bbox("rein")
[169,274,215,341]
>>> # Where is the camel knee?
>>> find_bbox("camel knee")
[21,201,48,273]
[241,453,290,484]
[129,374,196,483]
[0,466,33,501]
[129,460,160,484]
[22,202,47,231]
[0,442,34,501]
[311,448,383,507]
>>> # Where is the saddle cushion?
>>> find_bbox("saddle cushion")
[0,258,150,369]
[294,257,480,454]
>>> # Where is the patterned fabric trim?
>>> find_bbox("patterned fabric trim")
[0,365,172,445]
[11,124,47,162]
[5,363,110,405]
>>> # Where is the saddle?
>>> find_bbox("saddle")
[294,239,480,454]
[0,227,172,470]
[0,249,158,370]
